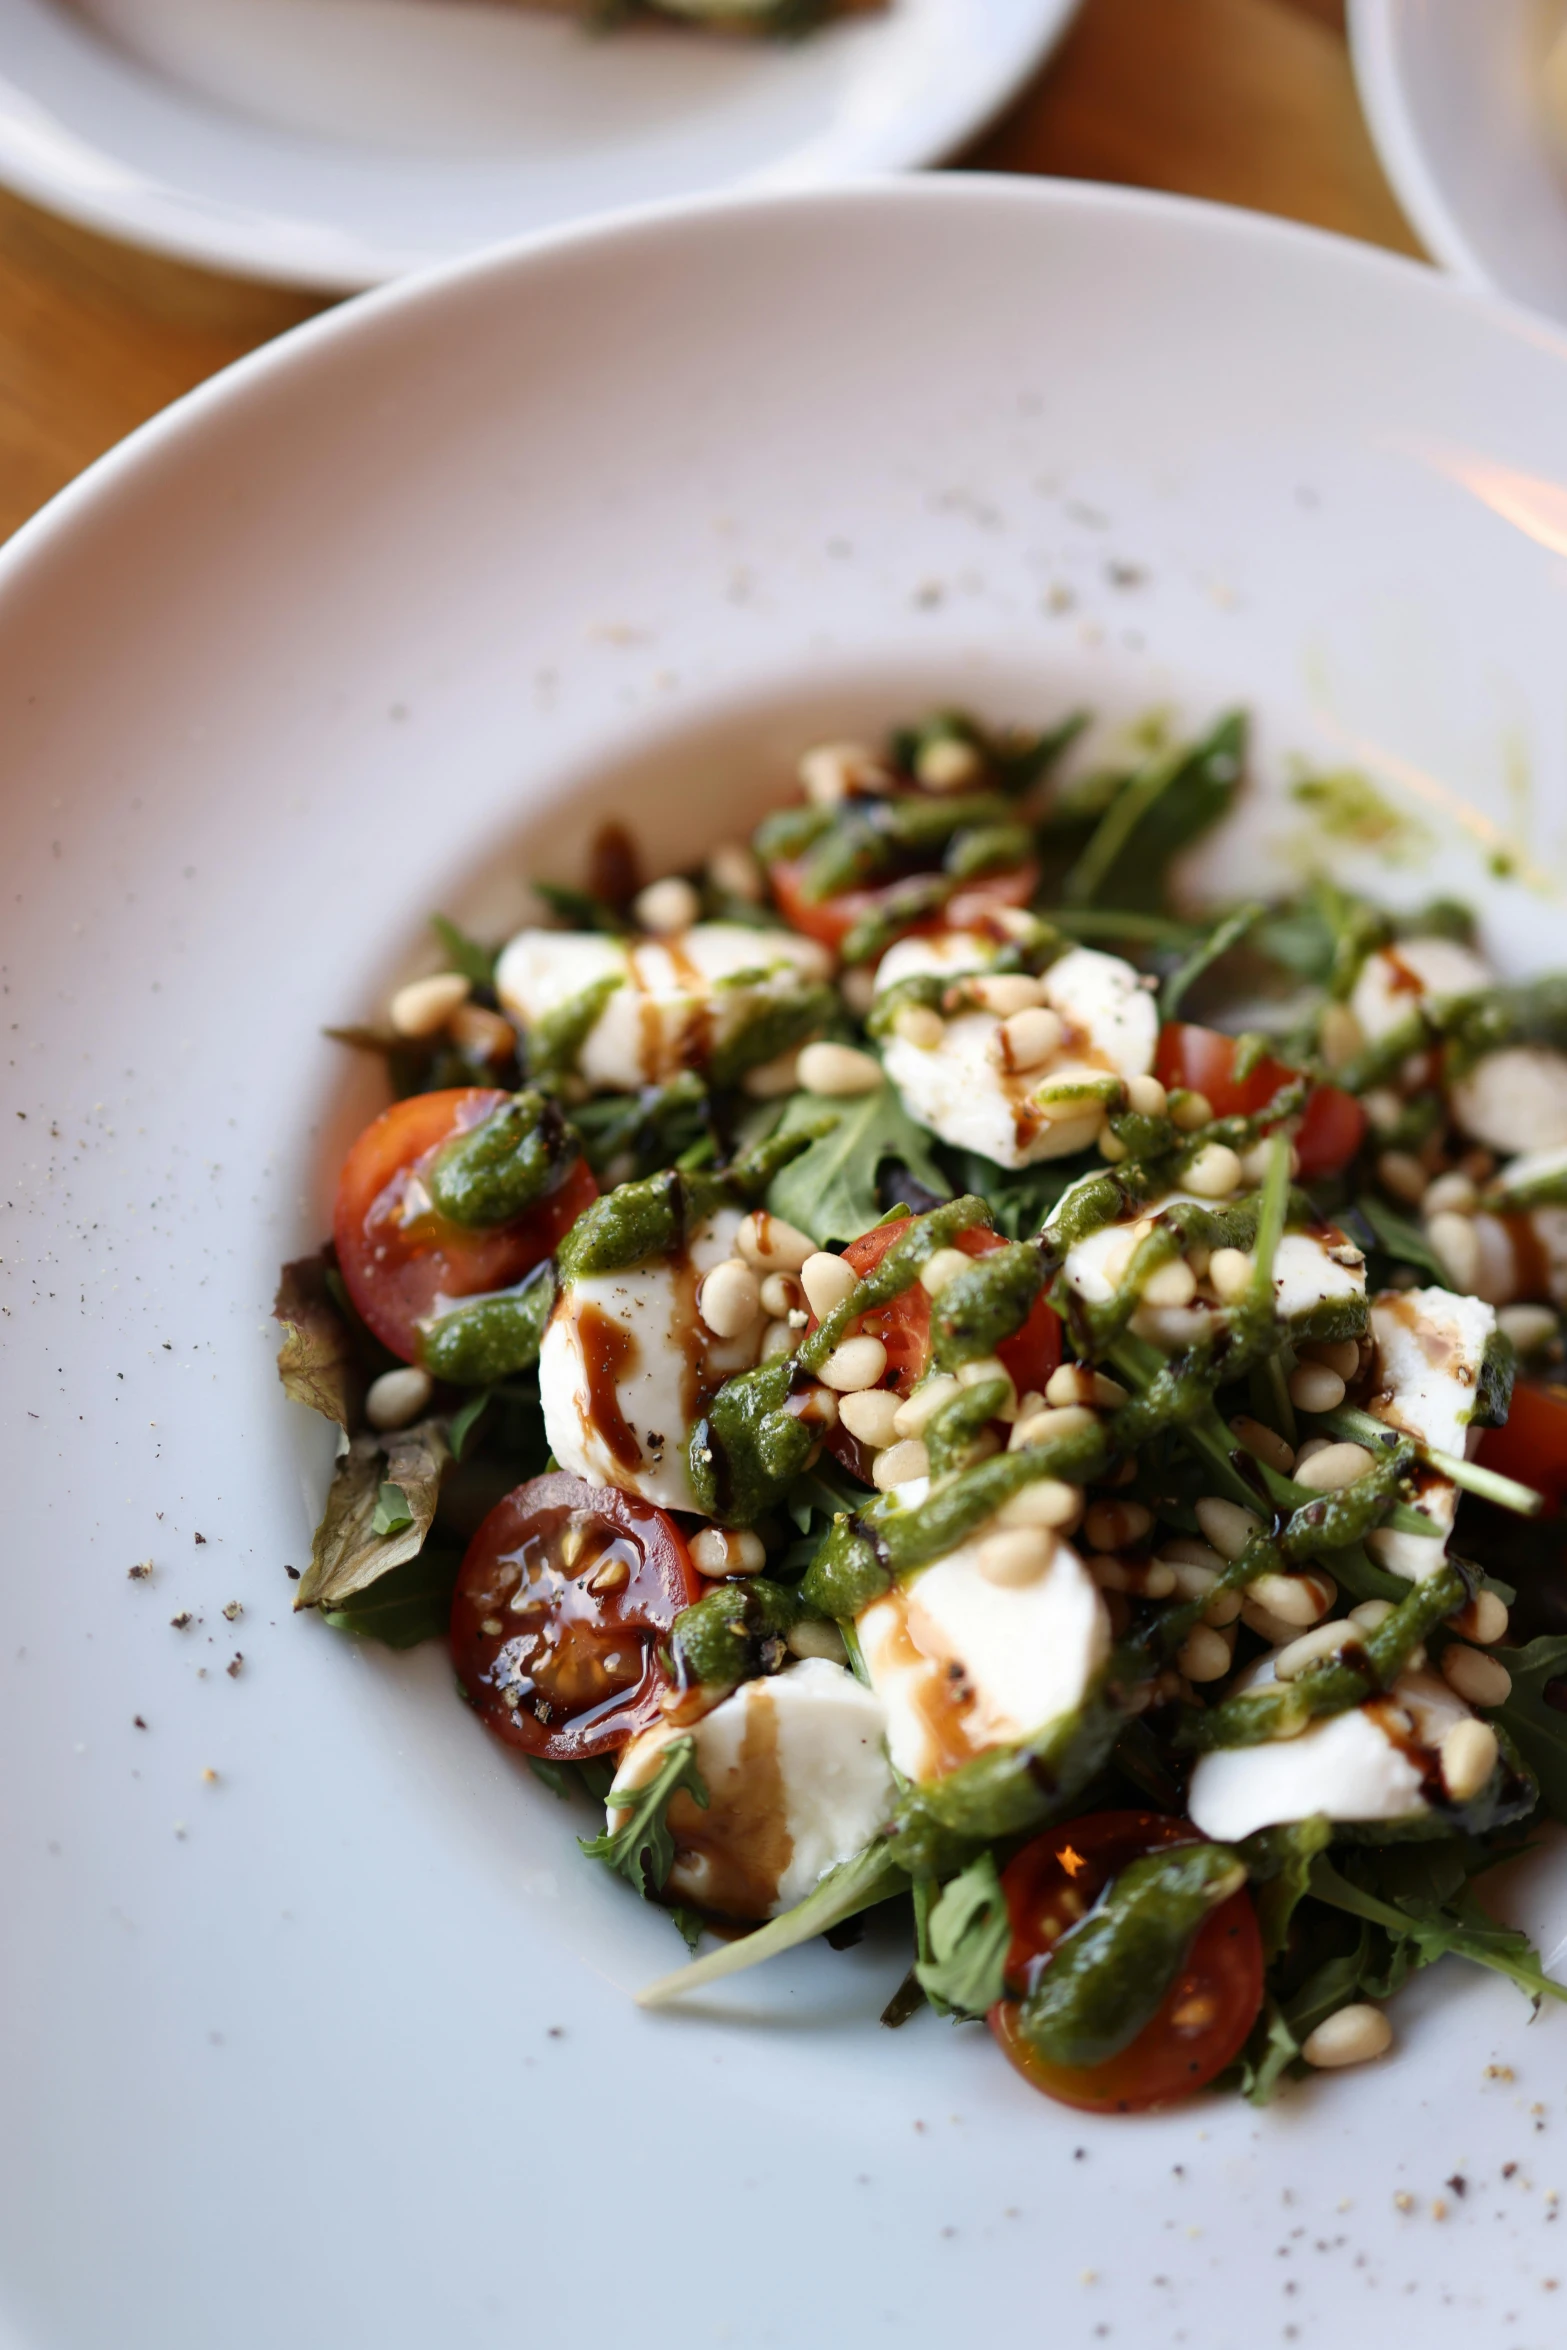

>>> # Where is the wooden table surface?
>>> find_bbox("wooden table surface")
[0,0,1422,546]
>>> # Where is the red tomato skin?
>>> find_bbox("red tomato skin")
[1154,1023,1365,1181]
[988,1811,1264,2114]
[810,1215,1061,1483]
[450,1472,702,1761]
[333,1088,597,1362]
[1477,1382,1567,1517]
[768,854,1038,958]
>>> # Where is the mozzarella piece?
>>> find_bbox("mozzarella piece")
[1059,1190,1365,1323]
[857,1528,1110,1784]
[1349,937,1492,1045]
[539,1206,755,1514]
[607,1660,895,1920]
[874,934,1157,1171]
[496,921,829,1093]
[1363,1284,1496,1579]
[1452,1044,1567,1155]
[1187,1661,1470,1841]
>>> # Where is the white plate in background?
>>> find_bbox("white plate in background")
[0,0,1080,287]
[4,179,1567,2350]
[1351,0,1567,323]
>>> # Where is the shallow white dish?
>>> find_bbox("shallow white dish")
[5,177,1567,2350]
[1351,0,1567,323]
[0,0,1079,288]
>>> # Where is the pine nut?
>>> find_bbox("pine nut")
[1293,1440,1376,1492]
[1045,1364,1128,1410]
[1274,1621,1352,1680]
[1362,1087,1403,1133]
[1377,1151,1429,1206]
[1294,1435,1332,1468]
[389,972,470,1038]
[449,1004,514,1061]
[799,741,884,805]
[1452,1590,1510,1646]
[761,1319,798,1359]
[699,1258,762,1339]
[919,1247,974,1297]
[1424,1171,1478,1217]
[1441,1717,1500,1803]
[365,1365,434,1430]
[1083,1499,1153,1550]
[706,841,763,902]
[997,1480,1085,1532]
[1301,2003,1392,2070]
[892,1375,961,1438]
[1091,1555,1177,1597]
[741,1048,801,1099]
[1318,1002,1365,1071]
[974,1527,1056,1586]
[840,966,876,1018]
[1301,1337,1362,1380]
[758,1272,803,1319]
[1185,1142,1243,1199]
[1288,1362,1347,1413]
[892,1003,946,1050]
[1208,1247,1254,1303]
[690,1528,767,1577]
[969,972,1047,1015]
[1440,1644,1512,1708]
[1142,1259,1197,1308]
[633,876,701,935]
[736,1212,815,1274]
[1009,1404,1100,1451]
[1159,1537,1226,1571]
[988,1007,1065,1074]
[1427,1210,1482,1293]
[1178,1625,1235,1682]
[1499,1303,1559,1354]
[1169,1089,1214,1133]
[838,1389,903,1448]
[1348,1598,1396,1632]
[801,1251,858,1318]
[1241,1597,1308,1648]
[786,1618,848,1664]
[956,1356,1017,1411]
[873,1439,930,1490]
[1125,1073,1168,1116]
[1229,1415,1295,1475]
[915,735,985,791]
[798,1041,884,1097]
[1250,1571,1335,1628]
[819,1335,888,1392]
[1195,1496,1262,1560]
[1098,1128,1130,1164]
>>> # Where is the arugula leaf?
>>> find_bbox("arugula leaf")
[578,1735,708,1900]
[669,1906,706,1954]
[448,1389,491,1462]
[532,879,629,935]
[636,1839,906,2006]
[321,1544,462,1650]
[914,1854,1010,2016]
[295,1420,450,1613]
[1309,1854,1566,2005]
[528,1757,571,1801]
[1061,711,1246,911]
[273,1255,360,1430]
[943,1148,1086,1241]
[1235,1998,1306,2107]
[1354,1194,1452,1286]
[1160,901,1265,1022]
[429,913,498,991]
[1493,1634,1567,1823]
[372,1481,413,1536]
[1239,1817,1333,1962]
[765,1084,951,1244]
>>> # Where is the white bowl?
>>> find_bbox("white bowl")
[0,0,1080,287]
[3,179,1567,2350]
[1352,0,1567,322]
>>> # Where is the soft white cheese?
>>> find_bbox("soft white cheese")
[1349,937,1493,1045]
[606,1660,895,1920]
[1452,1044,1567,1156]
[1059,1191,1365,1324]
[857,1528,1110,1784]
[496,921,830,1093]
[874,933,1157,1171]
[1187,1660,1470,1841]
[539,1206,753,1515]
[1364,1284,1496,1580]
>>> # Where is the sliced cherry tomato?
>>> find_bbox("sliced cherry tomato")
[988,1810,1263,2113]
[450,1472,702,1760]
[768,854,1038,957]
[333,1087,597,1363]
[809,1212,1062,1483]
[1478,1381,1567,1518]
[1154,1022,1366,1182]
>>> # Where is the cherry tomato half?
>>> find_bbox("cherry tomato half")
[1478,1381,1567,1518]
[1154,1022,1366,1183]
[333,1087,597,1362]
[988,1810,1264,2113]
[451,1472,702,1760]
[810,1213,1062,1484]
[768,854,1039,958]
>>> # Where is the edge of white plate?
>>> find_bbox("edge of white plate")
[1347,0,1500,288]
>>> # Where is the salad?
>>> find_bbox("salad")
[277,703,1567,2114]
[508,0,880,34]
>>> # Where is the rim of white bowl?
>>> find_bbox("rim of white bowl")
[1347,0,1503,290]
